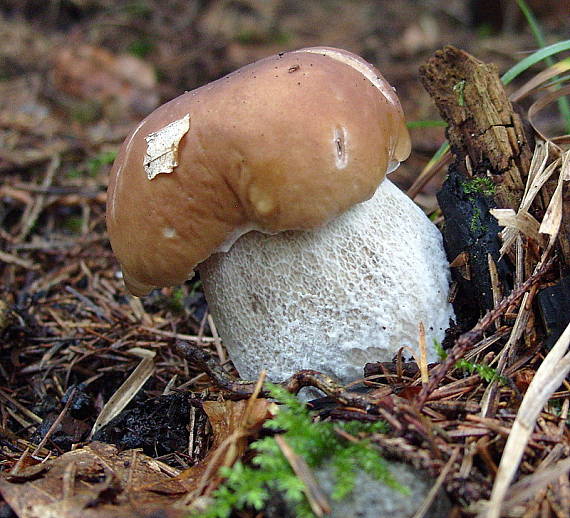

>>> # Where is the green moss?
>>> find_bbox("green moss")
[196,384,405,518]
[469,205,488,233]
[461,176,496,197]
[461,177,495,234]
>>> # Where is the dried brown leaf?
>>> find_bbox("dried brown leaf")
[509,59,570,103]
[491,142,561,256]
[539,150,569,236]
[90,352,156,438]
[175,397,271,495]
[528,85,570,143]
[490,208,541,241]
[0,442,188,518]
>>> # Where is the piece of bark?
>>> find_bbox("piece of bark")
[420,46,533,209]
[419,46,535,327]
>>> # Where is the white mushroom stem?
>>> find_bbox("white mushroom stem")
[199,179,454,384]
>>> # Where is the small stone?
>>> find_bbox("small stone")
[265,460,451,518]
[315,460,451,518]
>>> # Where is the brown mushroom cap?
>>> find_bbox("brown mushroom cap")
[106,46,411,296]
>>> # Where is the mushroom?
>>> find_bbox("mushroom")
[107,46,454,384]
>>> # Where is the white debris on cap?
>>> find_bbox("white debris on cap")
[144,113,190,180]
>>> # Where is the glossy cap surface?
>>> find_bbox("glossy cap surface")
[106,46,411,295]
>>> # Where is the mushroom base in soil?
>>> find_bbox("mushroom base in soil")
[200,178,454,384]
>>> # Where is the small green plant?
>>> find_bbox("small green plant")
[67,150,117,179]
[548,398,570,425]
[167,286,185,313]
[64,215,84,234]
[128,39,154,58]
[435,341,507,385]
[453,80,466,107]
[197,384,405,518]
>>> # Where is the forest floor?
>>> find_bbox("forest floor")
[0,1,569,517]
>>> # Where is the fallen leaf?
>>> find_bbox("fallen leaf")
[175,398,272,495]
[90,352,156,438]
[0,442,190,518]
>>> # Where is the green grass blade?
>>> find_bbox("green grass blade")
[514,0,570,132]
[515,0,547,48]
[428,141,450,167]
[501,40,570,85]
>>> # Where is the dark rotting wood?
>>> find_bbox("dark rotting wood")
[419,46,536,327]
